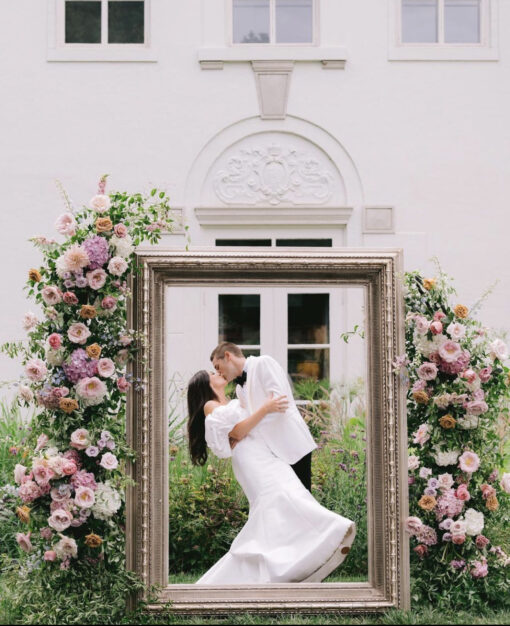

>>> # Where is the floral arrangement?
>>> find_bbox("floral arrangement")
[395,265,510,607]
[2,176,176,570]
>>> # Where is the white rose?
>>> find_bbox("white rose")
[108,256,128,276]
[500,473,510,494]
[89,194,111,213]
[490,339,509,361]
[450,519,467,537]
[464,508,484,536]
[111,234,134,258]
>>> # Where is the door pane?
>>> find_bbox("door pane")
[275,0,313,43]
[401,0,438,43]
[444,0,480,43]
[288,294,329,344]
[108,1,145,43]
[219,295,260,345]
[216,239,272,246]
[233,0,270,43]
[288,348,329,382]
[276,238,332,247]
[65,1,101,43]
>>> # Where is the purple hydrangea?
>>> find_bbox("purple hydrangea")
[81,235,110,270]
[62,348,98,383]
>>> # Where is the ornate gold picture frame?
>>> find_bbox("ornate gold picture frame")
[125,248,410,615]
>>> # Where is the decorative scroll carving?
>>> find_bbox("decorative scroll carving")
[213,142,334,206]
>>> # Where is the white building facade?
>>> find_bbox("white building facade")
[1,0,509,391]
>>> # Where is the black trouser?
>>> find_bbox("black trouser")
[290,451,312,492]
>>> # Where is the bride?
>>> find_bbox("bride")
[186,369,356,584]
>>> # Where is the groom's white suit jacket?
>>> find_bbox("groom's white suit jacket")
[236,355,317,465]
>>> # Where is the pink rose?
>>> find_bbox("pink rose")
[44,550,57,562]
[50,485,72,502]
[475,535,490,549]
[67,322,91,345]
[480,483,496,500]
[48,509,73,532]
[404,516,423,536]
[55,212,77,236]
[63,291,79,305]
[478,366,492,383]
[25,358,48,382]
[415,316,430,335]
[465,400,488,416]
[75,377,108,406]
[414,544,428,559]
[417,362,438,381]
[33,465,55,486]
[116,376,130,392]
[86,268,108,290]
[16,532,33,553]
[430,321,443,335]
[455,484,471,501]
[433,311,446,322]
[101,296,117,310]
[70,428,90,450]
[108,256,128,276]
[459,451,480,473]
[97,358,115,378]
[90,194,111,213]
[114,223,128,238]
[14,463,27,485]
[48,333,62,350]
[74,486,95,508]
[438,340,462,363]
[41,286,63,306]
[452,535,466,545]
[99,452,118,470]
[461,368,477,384]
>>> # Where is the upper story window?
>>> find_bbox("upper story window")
[64,0,145,45]
[402,0,481,44]
[232,0,315,45]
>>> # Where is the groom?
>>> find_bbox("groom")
[210,341,317,491]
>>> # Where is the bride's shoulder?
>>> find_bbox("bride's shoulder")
[205,399,241,419]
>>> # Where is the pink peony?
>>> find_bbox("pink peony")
[61,459,78,476]
[41,285,63,306]
[55,212,77,236]
[459,451,480,474]
[44,550,57,561]
[62,244,90,272]
[455,484,471,501]
[67,322,91,345]
[417,362,438,381]
[438,340,462,363]
[465,400,488,416]
[97,358,115,378]
[48,333,62,350]
[25,358,48,382]
[460,368,477,384]
[76,377,108,406]
[70,428,90,450]
[74,486,95,508]
[86,268,107,290]
[16,532,33,553]
[48,509,73,532]
[116,376,130,392]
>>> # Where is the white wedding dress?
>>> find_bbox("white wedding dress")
[195,399,356,584]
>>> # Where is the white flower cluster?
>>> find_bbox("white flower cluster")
[91,480,122,520]
[110,234,134,258]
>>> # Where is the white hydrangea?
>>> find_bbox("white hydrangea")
[110,234,134,258]
[432,446,461,466]
[464,508,484,536]
[91,480,122,520]
[45,346,66,367]
[457,414,479,430]
[414,332,448,358]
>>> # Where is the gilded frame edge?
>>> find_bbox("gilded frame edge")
[125,247,410,615]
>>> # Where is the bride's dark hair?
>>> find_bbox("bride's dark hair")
[187,369,219,466]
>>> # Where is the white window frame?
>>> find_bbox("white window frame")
[388,0,499,61]
[47,0,156,62]
[229,0,319,46]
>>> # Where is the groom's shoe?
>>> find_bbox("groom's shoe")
[300,522,356,583]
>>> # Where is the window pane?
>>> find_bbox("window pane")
[288,348,329,382]
[288,294,329,344]
[445,0,480,43]
[216,239,272,246]
[219,295,260,345]
[275,0,313,43]
[276,239,332,247]
[233,0,270,43]
[65,1,101,43]
[108,1,144,43]
[402,0,438,43]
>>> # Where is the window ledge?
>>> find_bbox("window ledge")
[47,47,157,63]
[388,44,499,61]
[198,46,347,69]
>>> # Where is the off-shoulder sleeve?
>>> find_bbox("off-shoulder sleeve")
[204,402,242,459]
